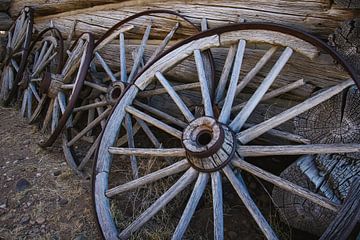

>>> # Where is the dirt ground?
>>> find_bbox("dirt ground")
[0,106,100,240]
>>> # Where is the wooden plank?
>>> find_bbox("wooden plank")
[108,147,186,157]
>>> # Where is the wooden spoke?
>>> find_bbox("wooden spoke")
[139,82,201,98]
[51,97,60,134]
[29,95,47,123]
[194,49,214,117]
[26,88,32,119]
[126,105,183,139]
[86,106,95,137]
[223,166,278,240]
[215,44,237,103]
[211,171,224,240]
[77,134,102,171]
[243,123,311,144]
[32,52,58,77]
[119,32,127,83]
[109,147,186,157]
[42,98,54,132]
[125,113,138,179]
[34,41,48,71]
[95,52,118,82]
[136,118,161,148]
[238,79,354,144]
[172,173,208,239]
[237,144,360,157]
[155,71,195,122]
[11,59,19,72]
[29,83,41,102]
[116,122,141,147]
[231,156,339,212]
[73,100,108,112]
[118,168,198,239]
[218,40,246,124]
[94,25,133,52]
[96,98,107,129]
[232,79,305,112]
[235,46,278,96]
[147,22,180,64]
[128,23,152,82]
[67,108,111,147]
[21,89,28,117]
[106,159,190,198]
[230,47,293,132]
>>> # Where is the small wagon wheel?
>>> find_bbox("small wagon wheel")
[18,27,64,121]
[0,7,33,105]
[92,23,360,239]
[34,32,94,147]
[61,10,214,176]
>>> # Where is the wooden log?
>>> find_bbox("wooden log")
[0,12,12,31]
[320,177,360,240]
[328,18,360,77]
[334,0,360,8]
[32,0,358,39]
[0,0,10,11]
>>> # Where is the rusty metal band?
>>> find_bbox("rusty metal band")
[3,7,34,106]
[40,32,95,147]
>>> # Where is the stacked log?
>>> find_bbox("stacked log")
[0,0,11,31]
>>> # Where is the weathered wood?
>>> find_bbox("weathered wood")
[237,144,360,157]
[118,168,198,239]
[0,0,10,11]
[329,18,360,78]
[334,0,360,8]
[0,12,12,31]
[230,47,293,132]
[139,82,200,98]
[218,40,246,124]
[223,165,279,240]
[126,105,182,139]
[172,173,209,240]
[238,79,354,144]
[32,0,358,40]
[124,113,138,179]
[320,177,360,240]
[211,171,224,240]
[108,147,186,157]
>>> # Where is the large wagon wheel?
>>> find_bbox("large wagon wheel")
[0,7,33,105]
[18,27,64,120]
[32,33,94,147]
[92,23,359,239]
[61,10,214,176]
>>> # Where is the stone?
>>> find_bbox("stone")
[58,198,68,206]
[53,170,62,177]
[73,234,86,240]
[15,178,31,192]
[36,216,46,224]
[20,215,30,224]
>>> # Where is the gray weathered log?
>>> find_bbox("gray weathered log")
[334,0,360,8]
[0,0,10,11]
[0,12,12,31]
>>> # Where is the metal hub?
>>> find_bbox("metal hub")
[106,82,125,104]
[182,116,236,172]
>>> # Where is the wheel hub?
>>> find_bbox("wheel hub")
[39,72,63,98]
[106,82,125,104]
[182,116,236,172]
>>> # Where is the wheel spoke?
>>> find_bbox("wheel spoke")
[147,22,180,65]
[26,88,32,119]
[125,113,139,179]
[29,95,47,123]
[73,100,108,112]
[231,156,339,212]
[230,47,293,132]
[106,159,190,198]
[136,118,161,147]
[237,79,354,144]
[126,105,182,139]
[95,52,118,82]
[194,49,214,117]
[156,71,195,122]
[223,165,278,240]
[42,98,54,132]
[118,168,198,239]
[139,82,200,98]
[34,41,48,70]
[67,108,111,147]
[218,40,246,124]
[51,97,60,134]
[235,46,278,96]
[128,23,152,82]
[211,171,224,240]
[215,44,237,103]
[108,147,186,157]
[21,89,28,117]
[86,105,95,137]
[11,59,19,72]
[232,79,305,112]
[172,173,208,239]
[117,32,127,84]
[29,83,41,102]
[237,143,360,157]
[77,134,101,171]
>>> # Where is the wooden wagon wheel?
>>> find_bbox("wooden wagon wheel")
[61,10,214,176]
[18,27,64,121]
[92,23,359,239]
[0,7,33,105]
[31,32,94,147]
